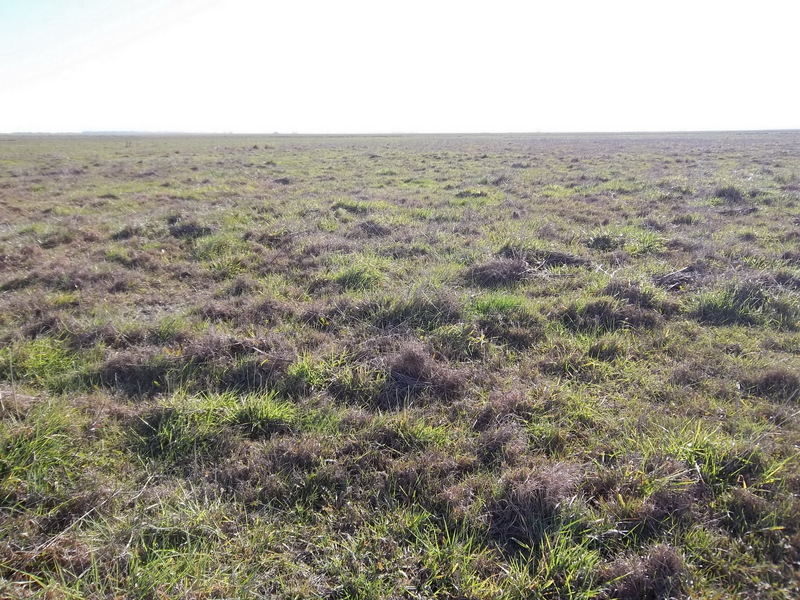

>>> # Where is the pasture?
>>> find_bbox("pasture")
[1,131,799,598]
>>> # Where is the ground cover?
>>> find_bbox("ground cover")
[1,131,799,598]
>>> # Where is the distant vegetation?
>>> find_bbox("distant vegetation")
[1,132,799,598]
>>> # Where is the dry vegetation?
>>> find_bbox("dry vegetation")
[1,131,799,598]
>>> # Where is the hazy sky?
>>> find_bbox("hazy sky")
[1,0,798,133]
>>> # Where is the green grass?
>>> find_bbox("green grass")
[1,132,799,598]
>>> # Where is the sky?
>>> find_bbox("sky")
[0,0,798,134]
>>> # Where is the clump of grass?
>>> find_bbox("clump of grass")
[498,241,590,268]
[488,462,582,546]
[692,282,800,328]
[406,514,505,599]
[743,368,800,402]
[221,275,259,297]
[472,292,543,349]
[506,530,601,600]
[472,390,537,431]
[473,292,527,315]
[587,336,624,361]
[282,351,386,403]
[476,422,528,467]
[367,412,449,454]
[190,232,254,280]
[715,185,745,203]
[624,229,666,257]
[455,188,488,198]
[0,400,83,506]
[0,336,95,394]
[37,226,76,249]
[695,285,762,326]
[586,232,625,251]
[353,219,392,237]
[671,212,702,225]
[718,487,773,535]
[169,219,213,239]
[597,544,686,600]
[466,257,530,287]
[230,391,297,438]
[104,245,138,268]
[561,297,661,333]
[331,198,371,215]
[329,253,389,291]
[667,423,772,492]
[357,291,462,332]
[603,280,653,309]
[381,343,463,405]
[427,323,489,361]
[95,347,174,396]
[332,263,384,291]
[132,393,245,465]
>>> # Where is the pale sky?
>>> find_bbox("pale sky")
[1,0,798,133]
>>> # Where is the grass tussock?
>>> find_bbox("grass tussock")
[561,298,662,332]
[467,257,531,287]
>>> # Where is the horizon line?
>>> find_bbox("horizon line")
[2,128,799,137]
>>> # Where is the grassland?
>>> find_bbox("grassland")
[1,131,799,599]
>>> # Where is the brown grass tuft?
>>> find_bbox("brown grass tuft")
[472,390,536,431]
[168,220,213,239]
[598,544,686,600]
[561,298,661,332]
[467,258,530,287]
[603,280,677,315]
[743,368,800,402]
[379,343,464,406]
[352,219,392,238]
[476,423,528,467]
[499,244,591,268]
[488,462,582,544]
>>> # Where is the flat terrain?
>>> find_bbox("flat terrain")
[1,132,799,598]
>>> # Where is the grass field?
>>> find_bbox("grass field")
[1,131,799,598]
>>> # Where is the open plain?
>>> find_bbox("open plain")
[1,132,800,598]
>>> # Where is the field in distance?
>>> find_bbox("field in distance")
[1,132,799,598]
